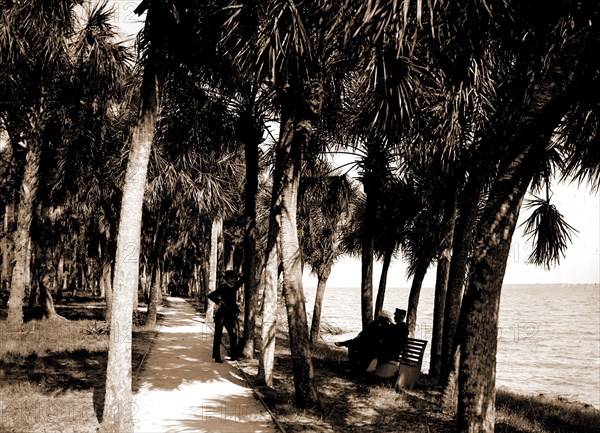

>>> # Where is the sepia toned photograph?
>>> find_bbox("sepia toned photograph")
[0,1,598,432]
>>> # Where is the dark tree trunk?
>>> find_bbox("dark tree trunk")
[429,185,458,379]
[374,247,393,318]
[406,259,429,337]
[440,175,485,384]
[1,202,15,293]
[309,264,332,344]
[360,175,379,329]
[240,105,262,359]
[457,171,530,433]
[8,139,41,328]
[146,262,160,327]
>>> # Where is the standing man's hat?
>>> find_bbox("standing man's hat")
[395,308,407,315]
[224,270,237,279]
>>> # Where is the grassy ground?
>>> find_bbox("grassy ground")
[236,331,600,433]
[0,294,157,433]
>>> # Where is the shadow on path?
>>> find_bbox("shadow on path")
[133,297,276,433]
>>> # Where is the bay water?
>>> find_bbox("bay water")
[304,283,600,408]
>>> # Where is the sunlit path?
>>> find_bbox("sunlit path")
[133,297,276,433]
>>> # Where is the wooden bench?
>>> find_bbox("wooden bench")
[373,337,428,390]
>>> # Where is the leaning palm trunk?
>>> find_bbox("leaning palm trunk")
[457,163,531,433]
[7,139,41,328]
[374,247,393,318]
[406,259,429,337]
[456,80,578,432]
[100,111,154,432]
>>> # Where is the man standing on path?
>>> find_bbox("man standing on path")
[208,270,243,362]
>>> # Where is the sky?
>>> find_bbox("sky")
[304,181,600,288]
[102,1,600,287]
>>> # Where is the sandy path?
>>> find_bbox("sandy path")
[133,297,277,433]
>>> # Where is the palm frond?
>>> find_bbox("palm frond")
[521,197,579,269]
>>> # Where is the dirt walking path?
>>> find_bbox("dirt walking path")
[133,297,277,433]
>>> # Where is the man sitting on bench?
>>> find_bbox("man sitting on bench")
[368,308,410,378]
[335,310,395,374]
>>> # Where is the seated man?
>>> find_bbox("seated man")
[335,310,395,374]
[373,308,410,379]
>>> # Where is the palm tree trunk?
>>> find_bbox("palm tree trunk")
[277,114,319,408]
[40,278,64,320]
[103,259,113,323]
[146,261,160,327]
[457,171,530,433]
[429,186,458,379]
[456,81,577,433]
[1,202,14,292]
[259,135,284,386]
[258,238,279,387]
[360,247,375,328]
[241,107,261,358]
[101,110,153,432]
[206,216,222,323]
[374,247,393,318]
[406,259,429,337]
[440,175,484,384]
[309,264,332,344]
[360,176,378,328]
[8,140,41,328]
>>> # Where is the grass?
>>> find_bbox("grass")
[0,294,158,433]
[236,328,600,433]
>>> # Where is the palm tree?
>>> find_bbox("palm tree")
[429,3,600,431]
[297,160,356,343]
[220,0,366,407]
[0,0,80,327]
[100,1,189,429]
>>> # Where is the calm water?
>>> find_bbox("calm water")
[304,283,600,408]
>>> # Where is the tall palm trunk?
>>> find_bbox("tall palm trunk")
[309,264,332,343]
[259,133,284,386]
[101,108,154,432]
[276,111,319,408]
[7,139,41,328]
[240,107,262,359]
[406,259,429,337]
[429,186,458,379]
[360,175,379,328]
